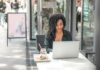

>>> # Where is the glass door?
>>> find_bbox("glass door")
[81,0,95,51]
[30,0,71,40]
[41,0,70,35]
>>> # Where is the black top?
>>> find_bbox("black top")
[44,30,72,49]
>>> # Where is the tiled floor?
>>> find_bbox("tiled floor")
[28,41,39,70]
[0,44,26,70]
[0,24,31,70]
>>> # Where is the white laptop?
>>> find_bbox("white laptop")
[52,41,80,59]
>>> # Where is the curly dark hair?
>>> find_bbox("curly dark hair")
[47,14,66,41]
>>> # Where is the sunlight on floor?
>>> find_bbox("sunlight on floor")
[0,63,7,68]
[13,65,26,70]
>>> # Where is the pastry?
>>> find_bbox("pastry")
[40,54,47,60]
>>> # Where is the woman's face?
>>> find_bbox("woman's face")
[56,19,64,32]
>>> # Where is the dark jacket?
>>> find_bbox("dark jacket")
[44,30,72,49]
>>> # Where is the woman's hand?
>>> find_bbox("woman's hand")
[40,48,47,54]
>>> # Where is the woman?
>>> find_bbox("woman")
[45,14,72,52]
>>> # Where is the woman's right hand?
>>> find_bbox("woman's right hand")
[40,48,47,54]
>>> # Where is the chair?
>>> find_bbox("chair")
[36,35,45,51]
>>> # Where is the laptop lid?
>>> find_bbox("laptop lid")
[53,41,80,59]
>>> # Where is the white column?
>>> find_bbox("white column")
[37,0,42,35]
[72,0,77,40]
[65,0,70,31]
[26,0,30,42]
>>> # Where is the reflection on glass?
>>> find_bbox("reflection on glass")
[31,0,38,39]
[5,0,26,13]
[42,0,67,35]
[82,0,95,51]
[31,0,69,39]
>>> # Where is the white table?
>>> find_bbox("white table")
[34,53,96,70]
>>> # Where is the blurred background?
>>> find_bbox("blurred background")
[0,0,96,70]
